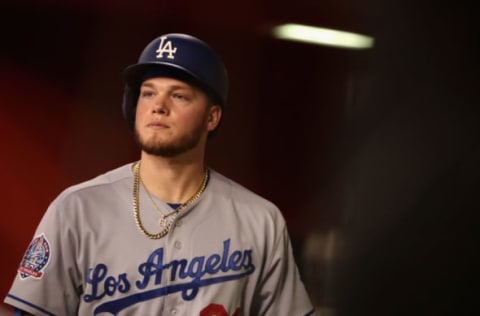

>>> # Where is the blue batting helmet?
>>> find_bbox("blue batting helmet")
[122,33,228,131]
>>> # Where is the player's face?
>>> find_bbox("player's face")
[134,77,221,157]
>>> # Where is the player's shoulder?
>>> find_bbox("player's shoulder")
[208,169,290,231]
[209,169,279,210]
[53,162,134,203]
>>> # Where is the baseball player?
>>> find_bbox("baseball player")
[4,33,316,316]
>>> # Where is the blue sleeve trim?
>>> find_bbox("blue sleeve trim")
[13,308,23,316]
[6,294,56,316]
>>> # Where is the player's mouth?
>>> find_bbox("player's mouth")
[147,121,170,130]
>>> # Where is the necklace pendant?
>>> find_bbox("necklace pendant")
[159,217,168,228]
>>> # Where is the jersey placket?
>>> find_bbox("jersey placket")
[161,208,189,316]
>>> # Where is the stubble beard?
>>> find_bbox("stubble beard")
[134,123,205,158]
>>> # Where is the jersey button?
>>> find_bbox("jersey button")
[171,308,177,315]
[174,241,182,249]
[176,220,182,227]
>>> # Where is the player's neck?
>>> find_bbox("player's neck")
[137,154,207,204]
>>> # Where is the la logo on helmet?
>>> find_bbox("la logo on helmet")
[155,36,178,60]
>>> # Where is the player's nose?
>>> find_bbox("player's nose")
[152,94,170,115]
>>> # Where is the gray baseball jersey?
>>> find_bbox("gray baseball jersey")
[4,162,316,315]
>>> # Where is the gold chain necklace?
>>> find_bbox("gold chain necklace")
[132,162,209,239]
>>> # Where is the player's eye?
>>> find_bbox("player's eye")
[173,93,185,100]
[140,90,155,98]
[172,92,191,103]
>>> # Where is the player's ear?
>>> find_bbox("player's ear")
[206,105,222,132]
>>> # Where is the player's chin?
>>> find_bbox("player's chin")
[135,127,170,145]
[143,131,173,143]
[143,143,190,158]
[143,137,170,149]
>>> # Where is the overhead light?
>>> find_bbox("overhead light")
[273,23,374,49]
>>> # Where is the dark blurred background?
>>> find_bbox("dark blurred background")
[1,1,478,315]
